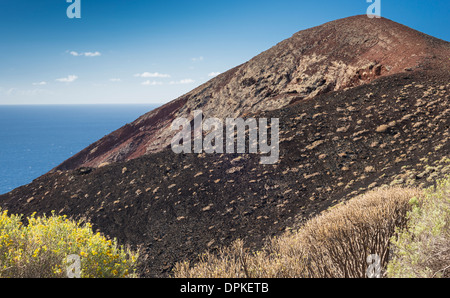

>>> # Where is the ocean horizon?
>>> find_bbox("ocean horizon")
[0,104,161,195]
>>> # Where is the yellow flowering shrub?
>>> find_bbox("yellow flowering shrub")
[0,209,139,278]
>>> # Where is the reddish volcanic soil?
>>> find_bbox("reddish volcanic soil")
[53,15,450,171]
[0,16,449,277]
[1,70,449,276]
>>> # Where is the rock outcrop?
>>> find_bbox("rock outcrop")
[1,70,448,276]
[54,15,450,171]
[1,15,449,277]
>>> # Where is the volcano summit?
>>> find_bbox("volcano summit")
[1,15,449,277]
[53,15,450,172]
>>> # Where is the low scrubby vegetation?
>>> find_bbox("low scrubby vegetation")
[0,210,139,278]
[387,177,450,278]
[175,176,450,278]
[174,187,423,278]
[2,176,448,278]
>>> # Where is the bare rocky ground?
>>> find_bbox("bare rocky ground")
[53,15,450,171]
[1,70,448,277]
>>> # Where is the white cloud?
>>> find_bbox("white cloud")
[69,51,81,56]
[180,79,195,84]
[109,78,122,82]
[5,88,16,96]
[84,51,102,57]
[134,72,171,78]
[191,56,204,62]
[32,81,48,86]
[141,80,163,86]
[169,79,195,85]
[139,78,195,86]
[69,51,101,57]
[208,72,221,77]
[56,75,78,83]
[4,87,53,97]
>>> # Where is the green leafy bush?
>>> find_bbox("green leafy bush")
[387,176,450,278]
[0,210,139,278]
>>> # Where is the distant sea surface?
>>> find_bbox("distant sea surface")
[0,104,160,195]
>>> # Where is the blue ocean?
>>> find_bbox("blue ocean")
[0,104,160,195]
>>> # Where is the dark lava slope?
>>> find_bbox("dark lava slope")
[53,15,450,171]
[0,70,449,277]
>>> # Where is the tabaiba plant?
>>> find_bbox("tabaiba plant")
[387,176,450,278]
[0,209,139,278]
[174,187,422,278]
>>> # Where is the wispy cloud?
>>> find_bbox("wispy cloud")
[56,75,78,83]
[141,80,164,86]
[69,51,102,57]
[109,78,122,82]
[191,56,204,62]
[84,51,102,57]
[208,72,221,77]
[4,87,53,97]
[134,72,171,78]
[32,81,48,86]
[140,78,195,86]
[169,79,195,85]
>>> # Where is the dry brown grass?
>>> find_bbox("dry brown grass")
[173,187,422,278]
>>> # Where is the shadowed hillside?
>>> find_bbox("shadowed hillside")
[1,69,448,276]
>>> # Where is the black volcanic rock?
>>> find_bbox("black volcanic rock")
[1,70,449,277]
[53,15,450,171]
[1,15,450,278]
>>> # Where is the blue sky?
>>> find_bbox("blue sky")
[0,0,448,105]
